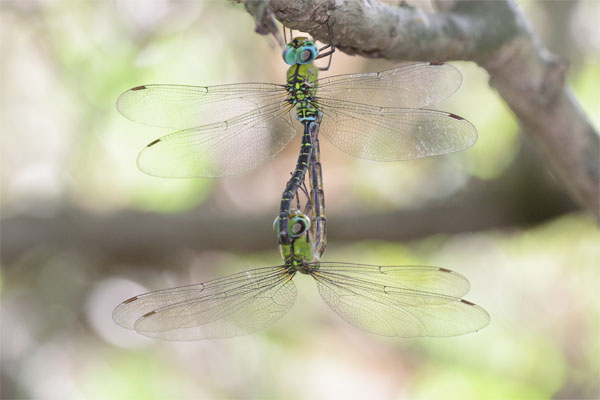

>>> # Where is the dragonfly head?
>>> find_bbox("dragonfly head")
[273,209,314,266]
[282,37,318,66]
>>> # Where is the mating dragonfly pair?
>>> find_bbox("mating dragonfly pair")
[113,33,490,340]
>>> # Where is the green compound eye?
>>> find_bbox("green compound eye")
[289,214,310,238]
[273,216,282,236]
[272,213,311,238]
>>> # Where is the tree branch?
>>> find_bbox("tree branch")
[0,187,574,264]
[241,0,599,219]
[2,141,576,264]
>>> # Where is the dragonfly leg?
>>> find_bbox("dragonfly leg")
[316,22,336,71]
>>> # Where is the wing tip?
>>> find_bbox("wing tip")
[447,113,465,121]
[446,112,479,149]
[123,295,139,304]
[112,302,136,329]
[146,138,161,148]
[141,310,157,319]
[131,85,148,91]
[135,139,164,177]
[460,299,491,330]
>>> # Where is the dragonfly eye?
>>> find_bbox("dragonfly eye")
[289,214,310,238]
[297,46,317,64]
[273,216,281,236]
[272,214,310,237]
[282,47,297,65]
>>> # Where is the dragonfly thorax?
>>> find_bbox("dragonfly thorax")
[286,63,319,123]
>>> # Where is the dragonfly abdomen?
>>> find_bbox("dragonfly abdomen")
[278,121,314,245]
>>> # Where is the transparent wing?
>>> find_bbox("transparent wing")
[112,266,297,340]
[310,262,490,337]
[136,102,299,177]
[317,100,477,161]
[117,83,287,129]
[316,63,462,109]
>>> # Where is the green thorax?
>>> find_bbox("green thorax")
[275,210,315,272]
[279,236,313,271]
[286,63,319,122]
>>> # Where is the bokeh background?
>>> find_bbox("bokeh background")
[1,1,599,399]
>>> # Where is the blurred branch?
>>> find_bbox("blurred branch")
[240,0,600,219]
[2,142,576,263]
[0,192,575,264]
[241,0,283,45]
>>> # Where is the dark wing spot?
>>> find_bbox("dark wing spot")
[448,113,464,120]
[461,299,475,306]
[123,296,139,304]
[429,62,445,66]
[438,267,452,273]
[141,310,157,318]
[131,85,147,91]
[147,139,161,147]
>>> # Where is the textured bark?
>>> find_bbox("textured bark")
[241,0,599,219]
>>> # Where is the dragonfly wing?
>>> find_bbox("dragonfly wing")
[317,101,477,161]
[312,262,471,297]
[316,63,462,108]
[113,266,297,340]
[117,83,287,129]
[136,102,298,177]
[310,262,489,337]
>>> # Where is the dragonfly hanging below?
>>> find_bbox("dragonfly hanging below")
[112,207,490,340]
[116,37,477,178]
[113,120,489,340]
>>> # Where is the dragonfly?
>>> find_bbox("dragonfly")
[117,32,477,244]
[118,34,477,246]
[116,38,477,181]
[112,211,490,340]
[112,121,490,340]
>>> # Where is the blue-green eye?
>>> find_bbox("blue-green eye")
[296,44,317,64]
[282,46,297,65]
